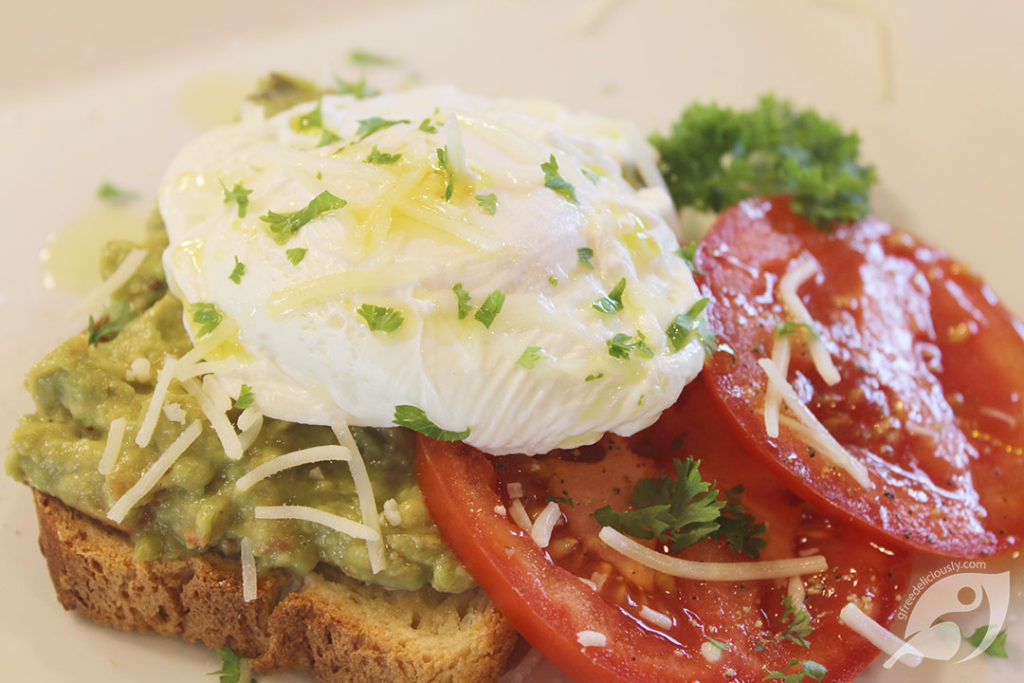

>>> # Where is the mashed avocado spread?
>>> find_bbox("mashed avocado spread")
[6,218,473,594]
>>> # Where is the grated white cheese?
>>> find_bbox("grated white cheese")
[763,335,791,438]
[758,358,873,488]
[576,630,607,648]
[493,504,507,517]
[591,571,610,590]
[240,537,257,603]
[577,576,599,591]
[237,409,264,453]
[507,482,524,499]
[700,640,723,663]
[777,258,841,386]
[97,417,127,475]
[182,377,243,460]
[839,603,923,667]
[254,505,381,542]
[332,424,387,574]
[599,527,828,581]
[509,499,533,533]
[176,357,241,381]
[173,319,239,378]
[125,357,152,383]
[202,374,233,414]
[68,248,147,318]
[787,575,807,610]
[108,420,202,524]
[163,402,187,424]
[382,498,402,526]
[235,445,352,492]
[237,407,262,432]
[638,605,673,630]
[135,355,179,448]
[529,501,561,548]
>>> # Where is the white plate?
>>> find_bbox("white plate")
[1,1,1021,681]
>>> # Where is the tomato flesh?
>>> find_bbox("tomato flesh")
[416,378,911,682]
[695,197,1024,557]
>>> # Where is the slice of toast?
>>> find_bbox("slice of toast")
[32,490,518,682]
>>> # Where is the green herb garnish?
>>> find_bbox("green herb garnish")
[777,596,814,648]
[666,298,716,357]
[581,168,600,184]
[606,332,653,360]
[476,192,498,215]
[577,247,595,268]
[962,625,1009,658]
[228,256,246,284]
[357,304,404,332]
[436,146,454,201]
[593,278,627,314]
[235,384,255,411]
[348,49,402,67]
[452,282,472,319]
[584,372,604,382]
[594,457,766,557]
[293,99,324,132]
[332,75,379,99]
[517,346,544,369]
[762,659,827,683]
[318,128,341,146]
[651,94,876,229]
[473,290,505,329]
[260,191,346,243]
[286,247,307,265]
[394,405,470,441]
[87,299,136,345]
[190,302,224,337]
[675,242,703,276]
[97,181,138,202]
[209,646,255,683]
[365,145,402,164]
[356,116,409,141]
[541,154,578,203]
[222,182,252,218]
[775,320,819,339]
[706,637,731,652]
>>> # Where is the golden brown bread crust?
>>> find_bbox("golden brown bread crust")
[33,490,518,682]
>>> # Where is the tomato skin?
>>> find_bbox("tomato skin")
[695,196,1024,557]
[416,377,912,682]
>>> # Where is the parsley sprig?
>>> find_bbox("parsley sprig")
[651,94,876,229]
[777,596,814,648]
[541,154,578,203]
[593,278,627,314]
[260,191,346,244]
[394,405,470,441]
[594,457,766,558]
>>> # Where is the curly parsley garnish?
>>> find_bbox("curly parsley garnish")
[452,282,472,319]
[260,191,346,244]
[365,145,402,164]
[651,94,876,229]
[593,278,627,314]
[228,256,246,284]
[762,659,827,683]
[517,346,545,369]
[286,247,307,265]
[541,154,578,203]
[209,646,256,683]
[606,332,653,360]
[394,405,470,441]
[357,304,404,332]
[436,146,455,201]
[190,302,224,337]
[476,192,498,215]
[88,299,136,345]
[778,596,814,648]
[356,116,410,142]
[666,298,717,357]
[675,242,703,275]
[775,319,819,339]
[234,384,255,411]
[222,182,252,218]
[577,247,595,268]
[594,457,766,558]
[473,290,506,328]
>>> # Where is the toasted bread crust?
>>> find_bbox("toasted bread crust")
[33,490,518,682]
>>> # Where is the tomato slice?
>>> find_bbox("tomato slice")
[695,196,1024,557]
[416,378,911,682]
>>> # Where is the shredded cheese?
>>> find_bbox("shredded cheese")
[787,575,807,610]
[700,640,723,663]
[254,505,381,542]
[240,537,257,602]
[507,482,524,499]
[125,357,152,383]
[237,409,264,453]
[97,417,127,475]
[108,420,202,524]
[235,445,352,492]
[382,498,402,526]
[530,501,561,548]
[493,504,508,517]
[332,424,387,574]
[777,258,841,386]
[174,318,239,376]
[202,374,233,414]
[758,358,873,488]
[135,355,179,448]
[763,335,791,438]
[839,603,923,667]
[163,402,187,424]
[576,630,607,648]
[599,527,828,581]
[638,605,673,630]
[68,248,147,318]
[182,378,243,460]
[237,407,262,432]
[176,357,241,381]
[509,499,533,533]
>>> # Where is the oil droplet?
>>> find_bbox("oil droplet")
[41,204,149,293]
[176,71,257,129]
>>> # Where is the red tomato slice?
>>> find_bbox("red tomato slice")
[695,196,1024,557]
[416,378,911,682]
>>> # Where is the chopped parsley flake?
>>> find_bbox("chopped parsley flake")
[356,116,410,141]
[332,75,379,99]
[357,304,404,332]
[517,346,545,369]
[222,182,252,218]
[476,192,498,215]
[234,384,255,410]
[87,299,136,345]
[260,191,346,244]
[541,154,578,203]
[775,319,819,339]
[666,298,716,357]
[548,275,558,286]
[419,117,438,134]
[577,247,595,268]
[210,646,248,683]
[581,168,600,184]
[593,278,627,314]
[348,48,402,67]
[962,624,1009,658]
[546,495,575,507]
[584,372,604,382]
[228,256,246,284]
[365,145,402,164]
[777,596,814,648]
[97,181,138,202]
[286,247,307,265]
[606,332,653,360]
[473,290,505,329]
[452,282,472,319]
[190,302,224,337]
[318,128,342,146]
[436,146,454,201]
[293,99,324,132]
[394,405,470,441]
[762,658,827,683]
[675,242,703,275]
[706,637,731,652]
